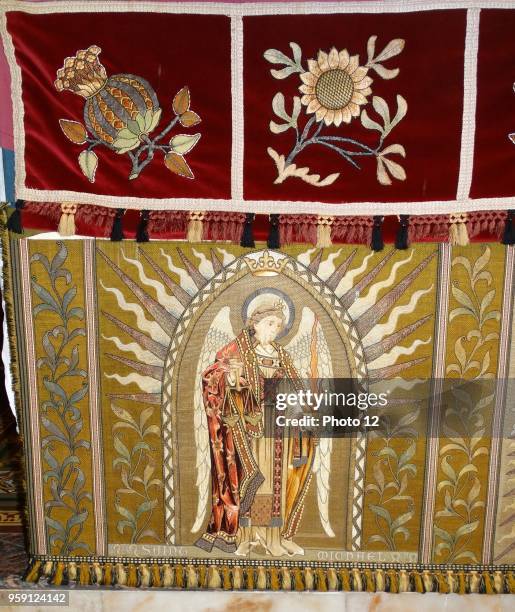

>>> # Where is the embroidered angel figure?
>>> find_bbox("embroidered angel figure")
[264,36,408,187]
[192,298,334,557]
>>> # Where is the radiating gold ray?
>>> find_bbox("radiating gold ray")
[106,353,163,381]
[97,249,178,337]
[363,314,432,362]
[138,248,192,307]
[340,250,395,310]
[368,357,428,379]
[177,248,206,288]
[355,253,436,339]
[102,311,168,361]
[326,248,357,291]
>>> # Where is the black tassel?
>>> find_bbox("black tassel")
[240,213,255,248]
[502,210,514,245]
[371,215,384,251]
[136,210,150,243]
[395,215,410,249]
[7,200,24,234]
[267,214,280,249]
[110,208,125,241]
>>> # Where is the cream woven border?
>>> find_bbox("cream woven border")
[2,1,515,213]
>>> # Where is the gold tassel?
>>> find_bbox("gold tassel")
[43,561,54,577]
[316,216,333,247]
[175,564,184,588]
[375,569,386,592]
[68,562,77,582]
[245,566,255,590]
[327,568,338,591]
[449,213,469,246]
[270,567,280,591]
[351,568,363,592]
[139,564,150,588]
[422,570,434,592]
[207,565,221,589]
[412,571,423,593]
[223,567,231,590]
[483,571,494,594]
[304,567,314,591]
[506,571,515,594]
[294,568,304,591]
[186,564,198,588]
[435,571,449,594]
[126,564,137,587]
[446,570,456,593]
[25,560,42,583]
[340,569,351,591]
[363,569,374,592]
[199,565,207,588]
[281,567,291,591]
[232,566,243,590]
[53,562,65,586]
[316,568,327,592]
[457,571,466,595]
[469,570,480,593]
[116,563,127,586]
[162,564,173,587]
[493,571,504,594]
[79,562,91,586]
[187,211,205,242]
[399,569,410,592]
[104,563,113,586]
[92,562,102,585]
[387,570,398,593]
[58,203,77,237]
[151,564,162,587]
[256,566,267,590]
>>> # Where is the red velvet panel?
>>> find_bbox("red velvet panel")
[471,9,515,199]
[243,11,466,204]
[6,11,232,199]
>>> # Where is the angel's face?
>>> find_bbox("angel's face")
[253,315,283,345]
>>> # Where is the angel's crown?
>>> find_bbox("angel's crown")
[244,250,287,276]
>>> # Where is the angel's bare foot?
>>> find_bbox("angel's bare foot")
[281,539,304,556]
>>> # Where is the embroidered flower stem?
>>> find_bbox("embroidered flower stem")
[127,117,180,179]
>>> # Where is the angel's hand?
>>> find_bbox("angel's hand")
[226,359,244,389]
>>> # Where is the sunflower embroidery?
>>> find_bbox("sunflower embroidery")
[55,45,202,182]
[264,37,408,187]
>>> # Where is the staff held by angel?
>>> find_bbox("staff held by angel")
[193,293,335,557]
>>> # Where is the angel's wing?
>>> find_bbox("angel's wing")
[191,306,235,533]
[286,307,335,537]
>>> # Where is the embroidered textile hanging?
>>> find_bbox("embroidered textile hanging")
[1,1,515,216]
[2,220,514,591]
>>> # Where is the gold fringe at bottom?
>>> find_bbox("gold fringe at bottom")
[23,558,515,594]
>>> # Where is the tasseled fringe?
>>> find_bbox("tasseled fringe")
[187,211,205,242]
[449,213,469,246]
[395,215,410,249]
[110,209,125,241]
[7,200,24,233]
[147,210,188,237]
[21,559,515,593]
[502,209,514,245]
[57,203,77,236]
[267,214,280,249]
[316,216,334,247]
[371,215,384,251]
[240,213,255,248]
[136,210,150,242]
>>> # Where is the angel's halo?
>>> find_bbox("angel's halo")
[241,288,295,339]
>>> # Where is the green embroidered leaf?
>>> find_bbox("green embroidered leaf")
[170,133,201,155]
[368,504,392,526]
[135,113,146,132]
[112,137,140,154]
[391,511,413,531]
[112,404,138,428]
[78,150,98,182]
[433,525,453,544]
[114,436,131,461]
[115,504,136,523]
[66,510,88,532]
[455,520,479,540]
[148,108,162,132]
[139,406,154,430]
